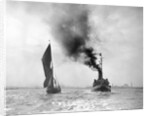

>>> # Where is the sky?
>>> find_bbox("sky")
[6,1,143,88]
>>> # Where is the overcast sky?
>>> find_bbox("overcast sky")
[6,1,143,88]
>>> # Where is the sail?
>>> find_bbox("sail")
[42,44,53,88]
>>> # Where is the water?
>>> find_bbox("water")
[6,87,143,115]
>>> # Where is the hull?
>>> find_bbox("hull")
[46,86,61,94]
[92,85,111,92]
[92,79,111,92]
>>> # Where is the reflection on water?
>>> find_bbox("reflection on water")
[6,87,143,115]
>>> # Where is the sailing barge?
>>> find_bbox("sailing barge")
[42,43,61,94]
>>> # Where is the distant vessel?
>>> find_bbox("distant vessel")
[42,43,61,94]
[92,53,111,92]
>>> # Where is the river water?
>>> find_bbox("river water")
[6,87,143,115]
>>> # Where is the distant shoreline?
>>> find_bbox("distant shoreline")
[5,86,143,90]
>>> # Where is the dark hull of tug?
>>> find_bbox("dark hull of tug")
[92,78,111,92]
[92,85,111,92]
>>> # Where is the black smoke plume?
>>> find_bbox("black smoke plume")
[51,4,101,73]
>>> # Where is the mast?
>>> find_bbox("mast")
[49,40,54,88]
[100,53,103,79]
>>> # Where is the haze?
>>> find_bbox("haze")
[6,1,143,88]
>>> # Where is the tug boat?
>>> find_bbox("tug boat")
[92,53,111,92]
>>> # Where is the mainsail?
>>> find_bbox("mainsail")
[42,43,61,93]
[42,44,53,88]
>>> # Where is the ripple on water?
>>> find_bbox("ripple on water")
[6,88,143,115]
